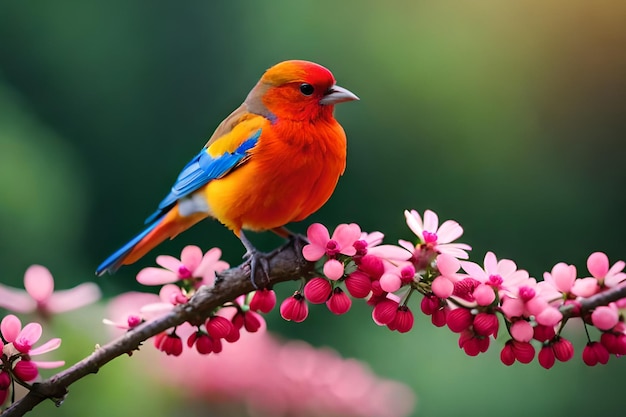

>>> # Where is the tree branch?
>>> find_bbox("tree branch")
[1,240,313,417]
[560,283,626,319]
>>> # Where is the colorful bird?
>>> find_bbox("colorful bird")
[96,60,358,282]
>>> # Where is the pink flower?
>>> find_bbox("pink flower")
[1,315,64,382]
[280,293,309,323]
[326,288,352,315]
[0,265,100,317]
[249,289,276,313]
[302,223,362,261]
[400,209,471,265]
[586,252,626,288]
[137,246,228,287]
[150,328,415,417]
[460,252,533,299]
[591,304,620,331]
[582,342,610,366]
[304,278,333,304]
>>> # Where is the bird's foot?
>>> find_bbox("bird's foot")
[239,230,272,288]
[242,247,272,289]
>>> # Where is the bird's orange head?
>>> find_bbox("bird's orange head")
[245,60,359,121]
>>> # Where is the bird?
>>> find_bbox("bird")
[96,60,358,283]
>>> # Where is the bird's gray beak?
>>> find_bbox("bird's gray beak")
[320,85,359,105]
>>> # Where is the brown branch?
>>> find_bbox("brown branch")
[1,240,314,417]
[560,283,626,319]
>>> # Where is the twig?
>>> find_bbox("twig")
[560,283,626,319]
[1,240,313,417]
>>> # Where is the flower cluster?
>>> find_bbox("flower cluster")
[278,209,626,369]
[0,315,64,405]
[0,265,99,407]
[105,246,273,356]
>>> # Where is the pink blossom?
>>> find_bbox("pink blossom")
[103,292,161,331]
[400,209,471,262]
[446,308,474,333]
[372,297,400,326]
[510,320,533,342]
[591,304,620,331]
[1,315,64,382]
[304,278,333,304]
[388,306,414,333]
[326,288,352,315]
[249,289,276,313]
[150,328,415,417]
[538,346,556,369]
[302,223,362,261]
[582,342,610,366]
[136,246,228,287]
[473,312,499,337]
[344,271,372,298]
[0,265,100,316]
[552,337,575,362]
[280,293,309,323]
[586,252,626,288]
[460,252,532,299]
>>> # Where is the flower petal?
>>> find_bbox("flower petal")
[436,220,463,243]
[15,322,42,351]
[367,245,412,262]
[180,245,203,271]
[32,360,65,369]
[302,244,326,261]
[155,255,183,272]
[587,252,609,279]
[30,338,62,355]
[404,210,424,238]
[47,283,101,314]
[332,223,361,254]
[460,261,487,282]
[24,265,55,303]
[1,315,22,342]
[306,223,330,247]
[422,210,439,233]
[136,267,178,285]
[0,285,36,313]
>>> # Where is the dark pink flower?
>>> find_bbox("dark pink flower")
[473,312,499,337]
[582,342,610,366]
[552,337,574,362]
[538,346,556,369]
[304,278,332,304]
[446,308,473,333]
[249,289,276,313]
[326,288,352,315]
[372,298,400,326]
[344,270,372,298]
[280,293,309,323]
[388,306,414,333]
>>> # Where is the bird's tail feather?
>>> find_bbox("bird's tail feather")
[96,208,207,276]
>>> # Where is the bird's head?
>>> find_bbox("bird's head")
[245,60,359,122]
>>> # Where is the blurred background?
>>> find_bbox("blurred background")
[1,1,626,416]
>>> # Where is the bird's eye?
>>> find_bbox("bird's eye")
[299,83,315,96]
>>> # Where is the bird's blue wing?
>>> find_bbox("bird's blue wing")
[144,129,261,224]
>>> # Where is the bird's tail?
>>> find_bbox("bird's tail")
[96,207,207,276]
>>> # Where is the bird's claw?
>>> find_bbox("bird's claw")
[242,249,271,288]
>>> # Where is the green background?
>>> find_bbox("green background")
[1,1,625,416]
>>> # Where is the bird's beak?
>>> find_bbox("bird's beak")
[320,85,359,105]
